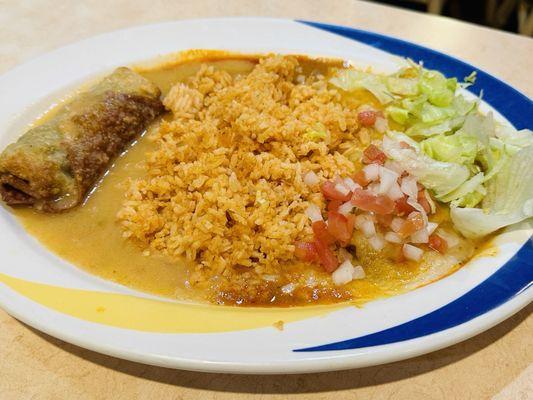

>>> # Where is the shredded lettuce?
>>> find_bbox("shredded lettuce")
[421,131,479,165]
[387,105,410,124]
[329,70,395,104]
[439,172,486,206]
[329,62,532,238]
[481,145,533,214]
[384,64,477,137]
[382,135,469,197]
[386,77,419,96]
[385,128,533,236]
[387,130,420,151]
[406,118,464,137]
[450,146,533,238]
[453,190,485,209]
[418,109,531,209]
[495,125,533,151]
[462,71,477,87]
[418,69,456,107]
[330,63,477,138]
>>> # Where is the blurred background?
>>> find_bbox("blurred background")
[370,0,532,35]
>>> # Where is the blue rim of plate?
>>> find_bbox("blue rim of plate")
[294,20,533,352]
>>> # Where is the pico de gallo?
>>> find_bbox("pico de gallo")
[295,111,451,286]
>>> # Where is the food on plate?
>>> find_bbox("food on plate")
[3,52,531,306]
[0,67,164,211]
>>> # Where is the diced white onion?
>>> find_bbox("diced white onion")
[375,117,388,133]
[382,135,394,151]
[378,166,400,195]
[303,171,319,186]
[332,260,355,286]
[387,181,404,200]
[391,217,404,232]
[403,243,423,261]
[305,204,323,222]
[338,247,353,262]
[368,235,386,251]
[407,211,420,220]
[343,177,360,192]
[385,231,403,243]
[410,228,429,243]
[400,176,418,199]
[334,183,350,196]
[355,214,369,229]
[361,220,376,237]
[338,201,355,216]
[281,283,296,294]
[352,265,366,280]
[367,182,381,195]
[355,214,376,237]
[407,198,428,225]
[426,222,439,235]
[363,163,380,182]
[384,160,404,175]
[436,229,460,248]
[422,189,437,214]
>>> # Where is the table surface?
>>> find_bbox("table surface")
[0,1,531,399]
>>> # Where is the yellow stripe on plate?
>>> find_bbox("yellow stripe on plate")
[0,273,347,333]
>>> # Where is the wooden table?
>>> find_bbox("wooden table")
[0,1,531,399]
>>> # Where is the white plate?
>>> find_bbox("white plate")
[0,18,531,374]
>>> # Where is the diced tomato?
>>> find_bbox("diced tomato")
[417,190,432,214]
[429,234,448,254]
[340,214,356,246]
[294,241,318,262]
[314,239,339,272]
[362,144,387,165]
[398,212,425,237]
[327,211,354,243]
[321,181,351,201]
[353,170,370,187]
[346,214,356,236]
[327,199,342,212]
[363,151,386,167]
[358,110,377,127]
[351,188,395,215]
[394,196,416,216]
[312,221,335,245]
[393,245,406,263]
[376,213,393,227]
[399,141,414,150]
